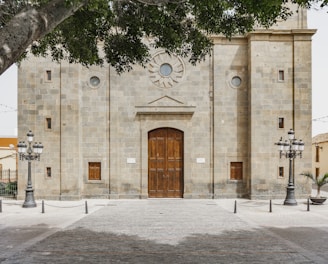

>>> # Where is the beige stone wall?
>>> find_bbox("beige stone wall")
[212,37,249,198]
[247,30,313,199]
[17,7,314,200]
[312,143,328,176]
[293,31,313,196]
[312,134,328,177]
[18,57,58,199]
[109,50,212,198]
[0,148,16,171]
[79,66,110,198]
[260,2,307,30]
[0,138,17,172]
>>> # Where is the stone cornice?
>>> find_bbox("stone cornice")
[210,29,317,44]
[247,29,317,42]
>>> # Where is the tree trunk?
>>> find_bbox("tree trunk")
[0,0,87,75]
[317,185,321,198]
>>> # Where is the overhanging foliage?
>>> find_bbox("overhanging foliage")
[0,0,327,75]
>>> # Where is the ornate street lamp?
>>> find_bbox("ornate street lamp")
[17,130,43,208]
[275,129,304,206]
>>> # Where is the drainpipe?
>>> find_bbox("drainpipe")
[292,34,295,131]
[210,48,215,199]
[59,62,62,199]
[292,34,295,187]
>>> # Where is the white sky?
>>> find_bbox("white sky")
[308,6,328,137]
[0,65,17,137]
[0,7,328,137]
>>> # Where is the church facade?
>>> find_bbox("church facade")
[17,7,314,200]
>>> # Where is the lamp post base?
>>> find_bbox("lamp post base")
[22,189,37,208]
[283,186,297,206]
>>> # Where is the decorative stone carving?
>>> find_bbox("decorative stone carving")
[148,51,185,88]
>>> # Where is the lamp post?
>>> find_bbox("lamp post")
[275,129,304,206]
[17,130,43,208]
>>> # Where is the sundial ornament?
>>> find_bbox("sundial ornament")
[148,52,185,88]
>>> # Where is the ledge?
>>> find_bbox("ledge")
[135,105,196,115]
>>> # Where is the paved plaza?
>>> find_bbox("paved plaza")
[1,195,328,263]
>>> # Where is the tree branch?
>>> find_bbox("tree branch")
[134,0,185,5]
[0,0,87,75]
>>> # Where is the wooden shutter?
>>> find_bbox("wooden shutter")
[230,162,243,180]
[89,162,101,180]
[316,147,320,162]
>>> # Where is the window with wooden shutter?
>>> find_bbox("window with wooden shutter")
[88,162,101,180]
[230,162,243,180]
[316,147,320,162]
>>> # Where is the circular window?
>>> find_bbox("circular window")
[89,76,100,87]
[231,76,242,87]
[159,63,173,76]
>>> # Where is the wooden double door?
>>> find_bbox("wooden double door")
[148,128,184,198]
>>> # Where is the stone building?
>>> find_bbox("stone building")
[17,5,314,200]
[0,138,17,170]
[0,137,17,182]
[312,133,328,177]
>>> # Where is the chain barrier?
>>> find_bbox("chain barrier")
[233,199,273,213]
[0,200,89,214]
[0,199,318,215]
[231,199,317,214]
[42,202,85,208]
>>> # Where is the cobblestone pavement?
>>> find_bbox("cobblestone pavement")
[1,198,328,263]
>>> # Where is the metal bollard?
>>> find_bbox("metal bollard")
[0,200,2,213]
[307,198,310,212]
[234,200,237,214]
[269,199,272,213]
[42,200,45,214]
[85,200,88,214]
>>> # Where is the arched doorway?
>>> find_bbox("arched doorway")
[148,128,184,198]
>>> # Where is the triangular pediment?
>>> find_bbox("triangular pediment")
[135,95,195,115]
[148,95,184,106]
